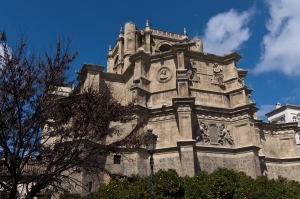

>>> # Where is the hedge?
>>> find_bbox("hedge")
[60,168,300,199]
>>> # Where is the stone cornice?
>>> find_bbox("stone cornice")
[260,156,300,163]
[101,64,134,82]
[116,145,261,155]
[129,50,151,62]
[150,51,174,62]
[189,86,253,96]
[194,103,258,114]
[237,69,248,79]
[76,63,105,86]
[254,120,298,130]
[194,145,260,154]
[81,63,105,73]
[185,50,242,64]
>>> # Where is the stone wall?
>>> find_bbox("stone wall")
[261,158,300,181]
[195,146,261,178]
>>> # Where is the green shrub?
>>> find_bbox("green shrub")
[154,169,184,199]
[60,168,300,199]
[183,171,213,199]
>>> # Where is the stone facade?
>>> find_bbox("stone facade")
[265,103,300,155]
[75,21,299,193]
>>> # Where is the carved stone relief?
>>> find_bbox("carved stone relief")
[211,63,224,86]
[186,59,200,84]
[195,121,234,146]
[157,67,172,83]
[187,68,200,84]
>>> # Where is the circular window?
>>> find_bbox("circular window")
[159,44,172,52]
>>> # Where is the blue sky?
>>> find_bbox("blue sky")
[1,0,300,121]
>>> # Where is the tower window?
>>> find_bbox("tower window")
[159,44,172,52]
[292,116,297,122]
[114,155,121,164]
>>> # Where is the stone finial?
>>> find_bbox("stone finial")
[183,28,188,40]
[145,20,151,33]
[119,27,124,38]
[108,45,111,51]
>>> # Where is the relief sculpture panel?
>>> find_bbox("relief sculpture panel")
[195,121,234,146]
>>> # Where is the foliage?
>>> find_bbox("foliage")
[60,168,300,199]
[0,31,148,199]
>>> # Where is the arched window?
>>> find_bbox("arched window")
[292,116,297,122]
[114,56,119,66]
[113,55,118,73]
[159,44,172,52]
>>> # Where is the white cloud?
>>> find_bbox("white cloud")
[257,104,275,120]
[203,8,253,55]
[280,96,296,102]
[253,0,300,76]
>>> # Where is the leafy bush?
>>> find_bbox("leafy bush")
[60,168,300,199]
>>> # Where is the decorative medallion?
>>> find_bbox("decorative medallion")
[157,67,172,83]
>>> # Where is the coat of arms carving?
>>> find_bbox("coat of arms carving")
[195,122,234,146]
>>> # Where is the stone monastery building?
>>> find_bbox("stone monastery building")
[75,21,300,184]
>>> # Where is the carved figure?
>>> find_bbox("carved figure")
[199,122,210,143]
[218,124,234,145]
[187,68,200,83]
[212,63,224,86]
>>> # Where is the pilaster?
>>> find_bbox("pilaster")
[177,140,196,177]
[129,51,151,106]
[173,97,195,140]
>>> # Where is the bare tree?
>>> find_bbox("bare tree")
[0,31,148,199]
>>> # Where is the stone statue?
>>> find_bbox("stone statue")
[199,122,210,143]
[218,124,234,145]
[187,68,200,83]
[212,63,224,86]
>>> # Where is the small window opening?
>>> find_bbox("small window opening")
[159,44,172,52]
[114,155,121,164]
[88,181,93,192]
[292,116,297,122]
